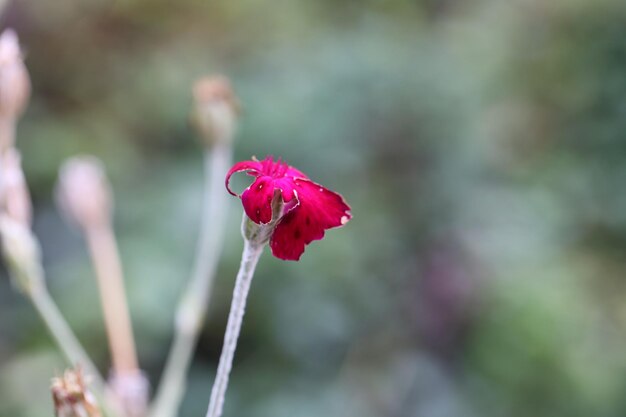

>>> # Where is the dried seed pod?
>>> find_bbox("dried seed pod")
[51,368,102,417]
[192,75,239,147]
[56,156,112,230]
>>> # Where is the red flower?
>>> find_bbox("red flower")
[226,156,351,260]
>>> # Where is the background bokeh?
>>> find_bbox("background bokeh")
[2,0,626,416]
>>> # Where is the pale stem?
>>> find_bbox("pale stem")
[149,144,232,417]
[29,285,106,392]
[30,284,121,417]
[85,222,139,375]
[0,116,15,152]
[204,239,263,417]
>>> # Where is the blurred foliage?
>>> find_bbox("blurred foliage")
[2,0,626,416]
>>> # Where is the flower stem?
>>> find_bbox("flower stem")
[29,284,121,417]
[29,285,106,392]
[150,144,232,417]
[85,223,138,375]
[0,116,15,153]
[85,220,150,417]
[205,238,263,417]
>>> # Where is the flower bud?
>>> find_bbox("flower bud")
[0,29,30,150]
[51,368,102,417]
[0,214,43,294]
[56,156,112,230]
[191,75,239,147]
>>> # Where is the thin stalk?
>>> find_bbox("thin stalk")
[85,223,138,374]
[204,239,263,417]
[29,285,121,417]
[149,144,232,417]
[0,115,16,152]
[30,286,105,391]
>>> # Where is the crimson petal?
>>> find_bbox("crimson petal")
[241,176,276,224]
[285,165,308,179]
[270,178,351,260]
[225,160,263,196]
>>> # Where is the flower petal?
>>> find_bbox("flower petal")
[285,165,308,179]
[241,176,276,224]
[225,160,262,196]
[273,177,298,204]
[270,179,351,260]
[257,155,308,180]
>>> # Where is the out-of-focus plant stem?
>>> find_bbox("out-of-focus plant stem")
[56,155,147,417]
[85,222,139,375]
[149,144,232,417]
[86,220,148,417]
[30,285,106,391]
[204,237,263,417]
[0,157,118,415]
[23,259,119,417]
[0,118,14,152]
[0,28,120,417]
[4,201,122,417]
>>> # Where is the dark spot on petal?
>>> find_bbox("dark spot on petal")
[256,208,261,219]
[305,216,311,225]
[294,229,301,239]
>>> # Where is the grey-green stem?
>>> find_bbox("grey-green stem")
[29,284,121,417]
[204,237,263,417]
[30,285,105,391]
[150,144,232,417]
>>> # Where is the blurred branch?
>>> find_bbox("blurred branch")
[56,157,148,417]
[31,282,107,392]
[0,28,118,417]
[0,214,120,417]
[150,145,232,417]
[86,224,139,374]
[149,76,237,417]
[1,214,103,386]
[86,223,148,417]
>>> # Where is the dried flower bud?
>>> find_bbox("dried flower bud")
[0,29,30,150]
[0,214,42,294]
[192,75,239,147]
[107,370,150,417]
[56,156,112,230]
[0,148,32,224]
[51,368,102,417]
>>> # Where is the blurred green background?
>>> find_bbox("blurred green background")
[2,0,626,416]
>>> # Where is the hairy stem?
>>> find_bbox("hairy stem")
[205,239,263,417]
[150,144,232,417]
